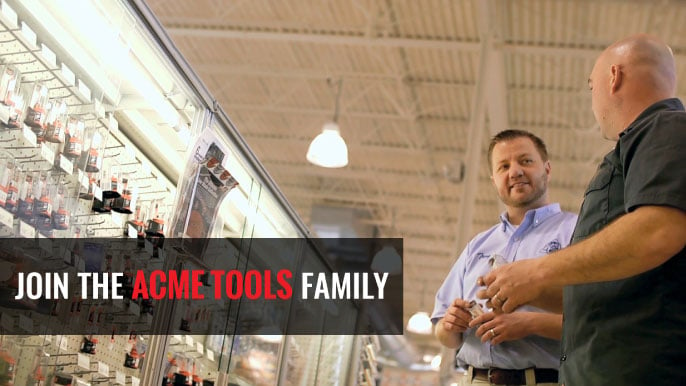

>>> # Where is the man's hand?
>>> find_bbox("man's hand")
[440,298,473,333]
[478,206,686,314]
[468,311,532,345]
[435,298,475,348]
[476,258,547,313]
[469,310,563,343]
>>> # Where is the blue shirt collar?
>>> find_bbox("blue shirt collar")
[499,203,562,232]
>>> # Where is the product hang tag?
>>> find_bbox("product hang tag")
[77,352,90,370]
[59,154,73,174]
[78,170,89,189]
[98,361,109,377]
[193,137,212,163]
[22,125,37,146]
[0,207,13,228]
[18,220,35,239]
[18,315,33,332]
[40,143,55,164]
[0,313,13,331]
[93,185,103,202]
[127,224,137,239]
[110,211,122,226]
[144,239,154,256]
[38,232,52,253]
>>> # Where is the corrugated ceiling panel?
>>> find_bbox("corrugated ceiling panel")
[144,0,686,354]
[504,0,645,47]
[404,48,479,84]
[390,0,479,40]
[151,0,373,31]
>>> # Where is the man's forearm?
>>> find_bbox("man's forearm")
[435,319,463,349]
[526,312,562,340]
[530,286,563,313]
[540,205,686,287]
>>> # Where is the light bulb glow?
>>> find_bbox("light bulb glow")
[406,311,432,335]
[371,245,402,275]
[306,122,348,168]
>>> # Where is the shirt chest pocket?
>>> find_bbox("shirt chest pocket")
[575,159,625,239]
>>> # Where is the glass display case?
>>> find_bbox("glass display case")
[0,0,364,385]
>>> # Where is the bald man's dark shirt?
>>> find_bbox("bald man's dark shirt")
[560,98,686,386]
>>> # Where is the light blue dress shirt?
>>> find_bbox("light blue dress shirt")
[431,203,577,369]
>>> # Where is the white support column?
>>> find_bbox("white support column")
[440,0,505,383]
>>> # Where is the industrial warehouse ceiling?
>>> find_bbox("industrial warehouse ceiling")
[145,0,686,351]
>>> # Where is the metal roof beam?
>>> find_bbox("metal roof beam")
[166,25,685,59]
[260,158,591,190]
[225,102,430,121]
[166,26,482,51]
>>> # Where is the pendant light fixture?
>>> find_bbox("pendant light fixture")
[371,209,402,275]
[307,78,348,168]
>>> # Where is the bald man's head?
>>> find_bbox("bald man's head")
[589,34,677,139]
[604,34,676,96]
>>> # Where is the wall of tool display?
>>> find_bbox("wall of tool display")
[0,1,371,385]
[0,0,197,384]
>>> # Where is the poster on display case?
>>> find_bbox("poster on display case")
[170,130,239,260]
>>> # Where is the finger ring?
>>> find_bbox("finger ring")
[493,294,501,304]
[489,328,496,337]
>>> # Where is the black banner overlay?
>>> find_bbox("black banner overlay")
[0,237,403,335]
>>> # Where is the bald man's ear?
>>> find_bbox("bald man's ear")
[610,64,623,94]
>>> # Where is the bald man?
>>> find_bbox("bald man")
[478,34,686,385]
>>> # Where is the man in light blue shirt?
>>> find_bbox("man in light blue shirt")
[432,129,577,385]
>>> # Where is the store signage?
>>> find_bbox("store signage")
[0,238,404,335]
[9,267,391,301]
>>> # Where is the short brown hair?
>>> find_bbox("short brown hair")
[487,129,549,169]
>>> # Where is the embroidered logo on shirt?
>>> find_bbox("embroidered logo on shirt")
[475,252,489,260]
[540,240,562,254]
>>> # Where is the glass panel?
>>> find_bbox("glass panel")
[316,335,355,385]
[253,184,300,238]
[0,0,202,384]
[280,335,322,385]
